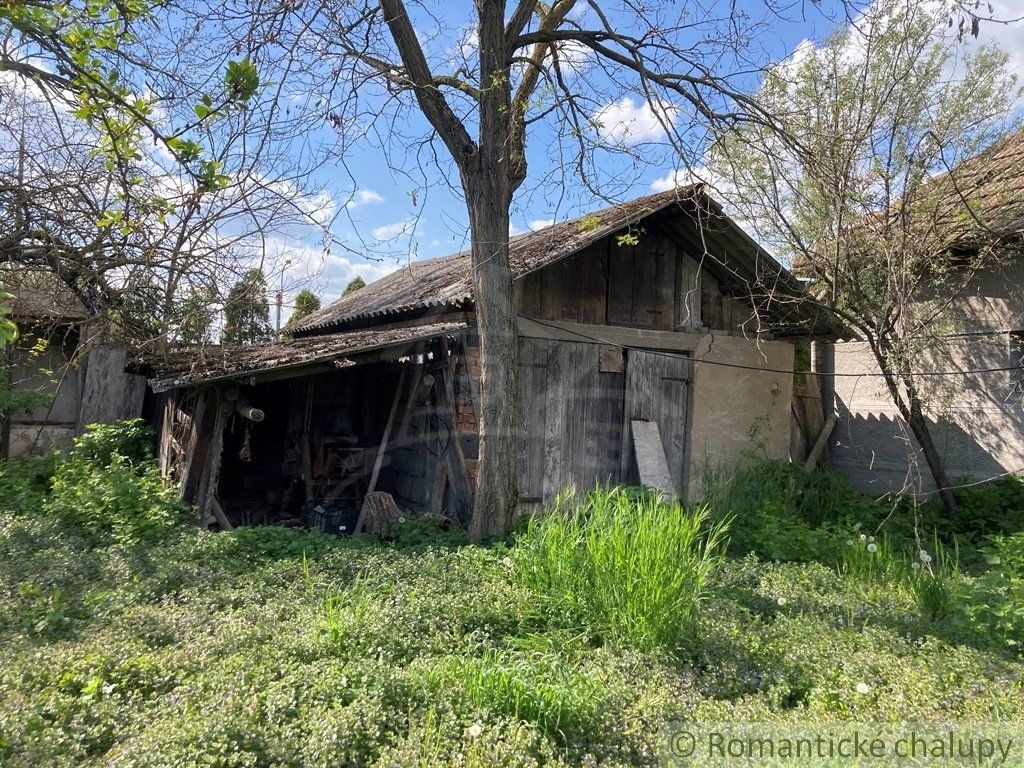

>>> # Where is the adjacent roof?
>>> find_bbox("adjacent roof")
[1,268,89,322]
[924,125,1024,249]
[293,186,832,338]
[134,321,469,392]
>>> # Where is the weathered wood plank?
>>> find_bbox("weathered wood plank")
[607,240,634,325]
[631,420,675,496]
[541,340,567,500]
[517,316,707,351]
[623,349,692,494]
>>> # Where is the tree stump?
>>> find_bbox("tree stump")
[355,491,404,538]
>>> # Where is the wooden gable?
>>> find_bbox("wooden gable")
[515,222,752,334]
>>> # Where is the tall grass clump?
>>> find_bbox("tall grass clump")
[700,458,878,562]
[514,486,729,656]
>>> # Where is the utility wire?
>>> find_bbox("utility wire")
[524,317,1024,381]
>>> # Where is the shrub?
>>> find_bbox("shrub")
[514,486,728,656]
[700,459,871,562]
[46,455,183,543]
[0,455,55,514]
[71,418,155,467]
[44,422,181,543]
[962,533,1024,653]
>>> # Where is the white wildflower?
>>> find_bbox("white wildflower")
[467,722,483,738]
[919,550,932,564]
[911,562,921,571]
[859,534,867,542]
[398,516,406,524]
[501,556,513,568]
[855,682,872,695]
[867,543,878,553]
[777,597,788,606]
[868,535,876,543]
[847,539,854,547]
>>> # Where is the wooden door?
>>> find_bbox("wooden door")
[622,349,692,495]
[518,338,626,504]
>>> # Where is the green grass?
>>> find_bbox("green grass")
[0,450,1023,766]
[514,486,728,656]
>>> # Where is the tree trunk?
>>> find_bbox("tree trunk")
[902,377,958,518]
[460,0,520,542]
[872,344,958,517]
[464,177,520,542]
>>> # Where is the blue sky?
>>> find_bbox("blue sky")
[55,0,1024,315]
[268,0,874,308]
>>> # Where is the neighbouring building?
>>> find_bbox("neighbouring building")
[2,269,146,457]
[827,129,1024,496]
[131,187,834,529]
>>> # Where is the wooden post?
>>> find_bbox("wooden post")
[302,379,314,500]
[437,342,474,523]
[365,365,409,497]
[805,413,838,471]
[200,392,234,531]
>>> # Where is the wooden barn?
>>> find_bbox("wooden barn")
[133,187,833,530]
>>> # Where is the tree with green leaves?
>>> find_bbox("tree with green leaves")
[173,287,218,347]
[342,277,366,297]
[0,3,325,351]
[0,283,16,348]
[287,289,321,328]
[222,270,273,346]
[711,0,1020,515]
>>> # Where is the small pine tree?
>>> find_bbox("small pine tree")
[342,276,366,296]
[222,269,273,345]
[287,289,321,327]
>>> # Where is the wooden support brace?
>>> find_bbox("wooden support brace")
[365,365,409,497]
[804,413,838,471]
[200,393,234,531]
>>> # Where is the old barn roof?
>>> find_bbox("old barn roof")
[134,320,469,392]
[925,125,1024,248]
[293,186,832,337]
[1,268,89,322]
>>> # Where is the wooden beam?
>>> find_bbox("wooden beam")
[235,400,265,422]
[365,364,409,497]
[199,393,233,530]
[302,379,314,500]
[517,315,709,351]
[805,413,837,471]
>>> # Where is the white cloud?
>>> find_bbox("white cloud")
[372,219,416,240]
[265,237,399,304]
[592,97,678,145]
[650,166,735,198]
[528,218,555,231]
[781,0,1024,106]
[345,188,385,208]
